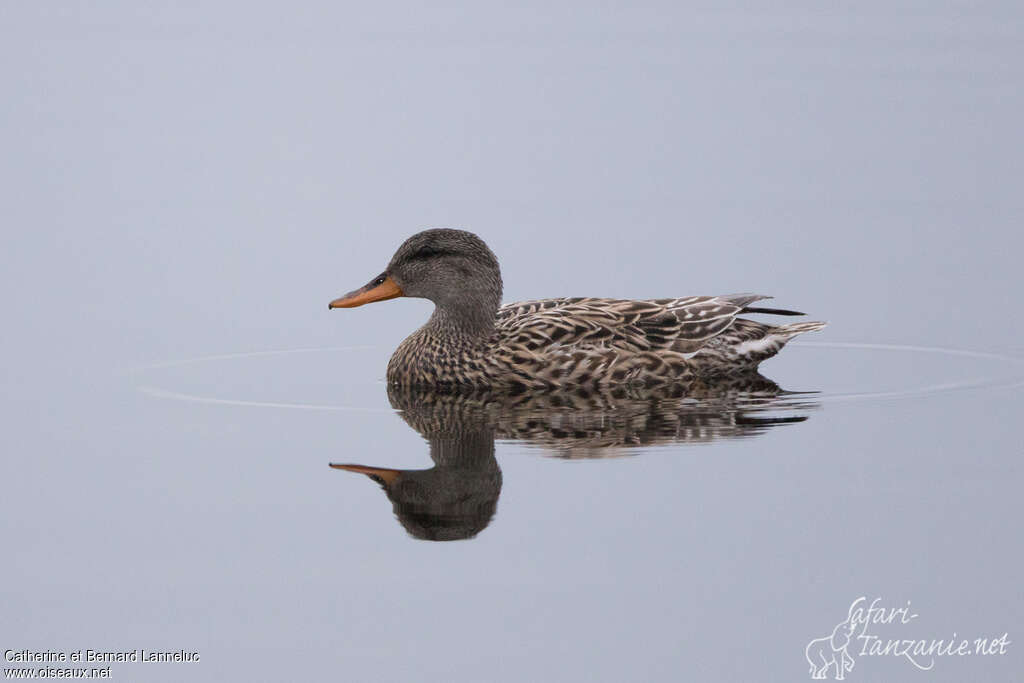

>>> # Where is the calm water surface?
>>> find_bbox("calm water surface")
[3,2,1023,682]
[12,341,1007,681]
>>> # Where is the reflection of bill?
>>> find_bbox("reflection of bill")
[330,373,818,541]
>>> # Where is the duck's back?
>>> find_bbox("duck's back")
[496,294,765,354]
[492,294,825,385]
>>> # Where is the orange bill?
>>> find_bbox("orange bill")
[329,463,402,485]
[328,274,403,309]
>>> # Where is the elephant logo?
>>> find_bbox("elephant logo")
[805,612,858,680]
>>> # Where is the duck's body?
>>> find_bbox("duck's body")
[388,294,825,388]
[330,230,826,389]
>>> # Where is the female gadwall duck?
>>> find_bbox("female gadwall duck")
[328,229,825,388]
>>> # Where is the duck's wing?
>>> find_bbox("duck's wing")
[496,294,770,354]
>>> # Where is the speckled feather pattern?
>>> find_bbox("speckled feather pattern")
[336,229,825,389]
[387,293,826,389]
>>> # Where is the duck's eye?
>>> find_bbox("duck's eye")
[372,275,386,286]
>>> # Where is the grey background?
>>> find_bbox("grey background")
[2,2,1021,681]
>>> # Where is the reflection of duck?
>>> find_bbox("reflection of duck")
[331,427,501,542]
[330,374,818,540]
[328,229,826,389]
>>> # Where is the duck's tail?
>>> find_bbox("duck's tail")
[691,318,827,375]
[741,306,806,316]
[722,293,808,317]
[775,320,828,336]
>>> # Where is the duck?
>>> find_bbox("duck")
[328,229,826,389]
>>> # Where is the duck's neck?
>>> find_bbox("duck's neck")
[425,299,497,341]
[388,294,501,386]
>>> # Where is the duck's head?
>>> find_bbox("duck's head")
[328,229,503,325]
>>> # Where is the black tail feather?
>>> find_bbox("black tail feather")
[740,306,806,316]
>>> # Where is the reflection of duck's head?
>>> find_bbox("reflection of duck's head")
[330,454,501,542]
[330,417,501,542]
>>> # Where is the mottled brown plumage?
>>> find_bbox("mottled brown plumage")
[329,229,826,389]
